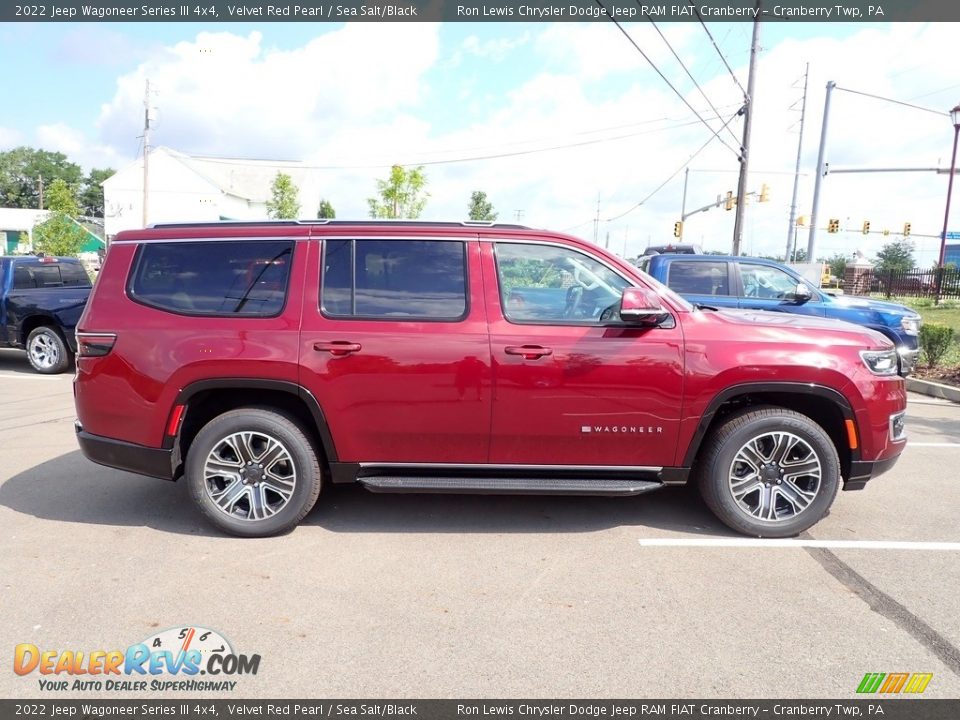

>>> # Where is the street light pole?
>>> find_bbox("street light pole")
[937,104,960,268]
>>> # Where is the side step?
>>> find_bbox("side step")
[358,476,663,496]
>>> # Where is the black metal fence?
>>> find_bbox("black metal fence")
[858,268,960,300]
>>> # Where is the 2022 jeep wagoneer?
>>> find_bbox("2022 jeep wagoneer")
[74,221,907,537]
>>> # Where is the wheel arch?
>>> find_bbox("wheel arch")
[684,382,859,485]
[169,379,337,480]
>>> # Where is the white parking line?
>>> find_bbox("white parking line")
[638,538,960,550]
[0,372,63,380]
[908,442,960,448]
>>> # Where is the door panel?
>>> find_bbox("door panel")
[483,241,683,467]
[298,237,492,463]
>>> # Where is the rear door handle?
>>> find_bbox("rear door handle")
[504,345,553,360]
[314,341,362,356]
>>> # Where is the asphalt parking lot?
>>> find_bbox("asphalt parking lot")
[1,347,959,699]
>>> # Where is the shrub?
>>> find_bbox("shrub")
[919,323,955,368]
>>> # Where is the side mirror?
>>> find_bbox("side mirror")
[619,287,670,327]
[788,283,813,303]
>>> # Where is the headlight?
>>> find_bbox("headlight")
[900,317,921,336]
[860,349,899,376]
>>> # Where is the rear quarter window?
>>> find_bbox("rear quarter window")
[129,240,294,316]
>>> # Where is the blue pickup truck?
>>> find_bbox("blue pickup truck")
[638,253,922,374]
[0,255,91,374]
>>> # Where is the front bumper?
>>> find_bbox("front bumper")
[844,454,902,491]
[75,421,175,481]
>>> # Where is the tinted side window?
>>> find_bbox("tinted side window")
[60,262,91,286]
[13,265,36,289]
[321,239,467,320]
[667,261,729,296]
[130,240,293,316]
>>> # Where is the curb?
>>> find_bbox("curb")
[906,377,960,404]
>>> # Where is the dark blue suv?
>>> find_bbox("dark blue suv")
[638,253,921,374]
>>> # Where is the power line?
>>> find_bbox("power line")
[173,113,736,171]
[906,82,960,103]
[603,109,742,222]
[835,86,949,117]
[688,0,747,96]
[594,0,740,159]
[643,10,741,146]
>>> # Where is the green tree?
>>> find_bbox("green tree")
[826,253,848,279]
[367,165,428,219]
[467,190,497,221]
[32,179,86,256]
[78,168,115,218]
[45,178,80,215]
[266,172,301,219]
[873,240,915,273]
[317,198,336,219]
[0,147,82,209]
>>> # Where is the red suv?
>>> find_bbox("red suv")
[74,221,907,538]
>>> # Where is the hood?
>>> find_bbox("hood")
[828,294,920,318]
[705,308,894,349]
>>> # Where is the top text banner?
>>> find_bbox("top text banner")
[3,0,958,23]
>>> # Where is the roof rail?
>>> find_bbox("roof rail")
[147,219,531,230]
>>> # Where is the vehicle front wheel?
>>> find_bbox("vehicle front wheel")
[186,407,322,537]
[697,407,840,537]
[26,326,70,374]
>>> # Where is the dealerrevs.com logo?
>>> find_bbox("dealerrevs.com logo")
[13,626,260,692]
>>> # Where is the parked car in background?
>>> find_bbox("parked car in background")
[637,253,922,374]
[0,255,91,373]
[74,220,906,539]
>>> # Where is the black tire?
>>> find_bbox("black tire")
[26,326,71,374]
[186,407,322,537]
[697,406,840,538]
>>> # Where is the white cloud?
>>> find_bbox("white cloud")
[0,126,24,149]
[35,123,123,170]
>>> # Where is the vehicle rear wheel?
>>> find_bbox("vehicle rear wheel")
[26,326,70,374]
[186,407,322,537]
[697,407,840,537]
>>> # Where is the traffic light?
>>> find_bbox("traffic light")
[673,221,683,239]
[862,220,871,235]
[724,191,735,211]
[759,183,770,203]
[828,219,840,233]
[903,222,911,237]
[796,215,808,227]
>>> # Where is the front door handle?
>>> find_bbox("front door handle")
[314,341,362,356]
[505,345,553,360]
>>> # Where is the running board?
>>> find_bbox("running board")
[358,476,663,496]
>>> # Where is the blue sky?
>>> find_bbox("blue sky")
[2,20,958,262]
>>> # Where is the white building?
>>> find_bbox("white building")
[0,208,52,253]
[102,146,326,238]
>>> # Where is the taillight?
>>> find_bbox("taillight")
[76,332,117,357]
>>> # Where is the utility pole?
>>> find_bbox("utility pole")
[732,0,762,256]
[142,78,151,227]
[680,168,690,240]
[37,174,44,210]
[786,63,809,263]
[807,80,836,262]
[514,209,525,223]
